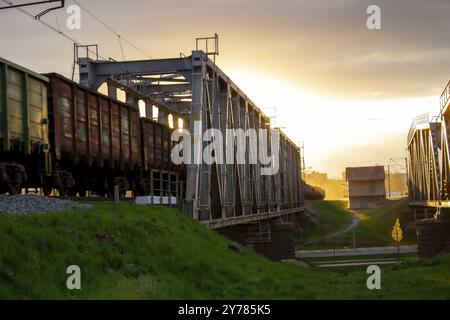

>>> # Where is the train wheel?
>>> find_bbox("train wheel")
[58,188,69,197]
[0,186,8,195]
[8,183,21,195]
[6,167,25,195]
[43,185,53,196]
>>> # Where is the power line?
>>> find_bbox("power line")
[71,0,152,59]
[0,0,106,60]
[118,35,130,74]
[1,0,133,79]
[1,0,146,93]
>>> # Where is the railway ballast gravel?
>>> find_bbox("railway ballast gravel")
[0,195,92,215]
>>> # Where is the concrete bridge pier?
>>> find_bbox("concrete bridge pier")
[416,208,450,257]
[217,211,311,260]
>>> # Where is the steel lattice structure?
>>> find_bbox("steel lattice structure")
[408,81,450,258]
[78,50,304,227]
[407,113,441,203]
[408,81,450,209]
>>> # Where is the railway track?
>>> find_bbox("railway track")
[0,192,135,202]
[51,196,135,202]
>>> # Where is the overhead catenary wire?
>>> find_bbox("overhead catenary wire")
[117,35,131,75]
[71,0,152,59]
[1,0,132,79]
[53,11,61,29]
[0,0,107,60]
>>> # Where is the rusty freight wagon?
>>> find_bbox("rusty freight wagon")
[0,57,50,194]
[0,56,184,199]
[44,73,142,196]
[139,117,182,198]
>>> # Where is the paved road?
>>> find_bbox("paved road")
[316,260,404,268]
[296,245,418,258]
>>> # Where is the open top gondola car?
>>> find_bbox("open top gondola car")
[44,73,141,196]
[0,57,50,194]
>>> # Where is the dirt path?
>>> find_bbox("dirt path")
[301,203,360,246]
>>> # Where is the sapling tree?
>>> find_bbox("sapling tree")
[391,218,403,259]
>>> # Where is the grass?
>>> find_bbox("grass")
[298,198,415,249]
[337,197,416,247]
[297,200,354,243]
[0,202,449,299]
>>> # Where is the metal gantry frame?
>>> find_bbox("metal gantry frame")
[77,48,304,225]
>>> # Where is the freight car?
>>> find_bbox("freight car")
[44,73,142,196]
[0,57,50,195]
[0,57,183,198]
[139,117,182,198]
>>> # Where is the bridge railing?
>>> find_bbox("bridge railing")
[407,113,429,145]
[440,80,450,114]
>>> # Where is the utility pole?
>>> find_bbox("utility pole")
[405,157,409,196]
[387,165,391,198]
[352,229,356,248]
[389,157,408,197]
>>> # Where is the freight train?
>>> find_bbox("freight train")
[0,57,183,197]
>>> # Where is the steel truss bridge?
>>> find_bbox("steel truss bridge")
[77,45,305,228]
[408,80,450,219]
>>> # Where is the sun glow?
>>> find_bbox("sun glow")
[226,68,438,176]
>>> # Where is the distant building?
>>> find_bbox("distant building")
[346,166,386,209]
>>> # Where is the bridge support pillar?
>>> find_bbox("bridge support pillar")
[411,206,438,221]
[294,211,312,235]
[217,211,310,260]
[251,222,295,260]
[416,212,450,257]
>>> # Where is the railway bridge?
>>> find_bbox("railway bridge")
[76,42,308,260]
[407,82,450,257]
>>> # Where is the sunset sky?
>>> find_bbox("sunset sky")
[1,0,449,177]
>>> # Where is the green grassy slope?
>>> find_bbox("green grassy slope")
[338,197,415,247]
[0,203,448,299]
[299,198,415,248]
[297,201,354,243]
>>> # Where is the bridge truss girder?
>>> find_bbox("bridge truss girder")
[408,119,441,202]
[78,50,303,221]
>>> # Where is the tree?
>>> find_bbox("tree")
[391,218,403,259]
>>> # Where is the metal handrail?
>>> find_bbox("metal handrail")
[407,113,429,145]
[440,80,450,115]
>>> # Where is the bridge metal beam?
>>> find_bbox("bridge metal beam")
[408,114,441,205]
[78,50,304,224]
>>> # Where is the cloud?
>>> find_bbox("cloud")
[1,0,449,100]
[0,0,445,176]
[314,133,408,177]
